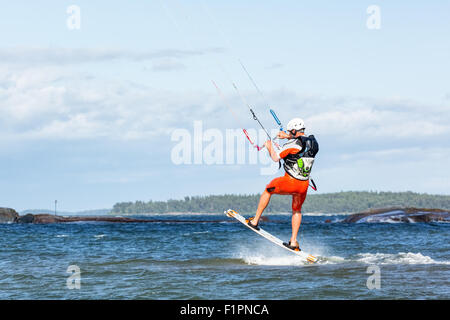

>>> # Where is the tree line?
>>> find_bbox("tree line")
[111,191,450,214]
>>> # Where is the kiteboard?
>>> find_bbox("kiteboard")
[225,209,318,263]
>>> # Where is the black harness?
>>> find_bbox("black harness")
[297,135,319,158]
[278,135,319,188]
[283,135,319,167]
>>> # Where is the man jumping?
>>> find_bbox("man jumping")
[246,118,319,251]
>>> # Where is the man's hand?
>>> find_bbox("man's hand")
[277,131,291,139]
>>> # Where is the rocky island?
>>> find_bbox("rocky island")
[0,207,231,224]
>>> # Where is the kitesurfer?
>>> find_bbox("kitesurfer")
[247,118,319,251]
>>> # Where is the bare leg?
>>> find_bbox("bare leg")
[290,212,302,246]
[251,190,271,226]
[290,193,306,247]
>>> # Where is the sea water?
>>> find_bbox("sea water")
[0,215,448,299]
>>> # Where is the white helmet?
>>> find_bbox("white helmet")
[286,118,305,133]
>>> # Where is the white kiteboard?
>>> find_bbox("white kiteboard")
[225,209,318,263]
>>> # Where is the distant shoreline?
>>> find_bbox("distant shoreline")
[115,211,351,216]
[17,210,348,217]
[110,191,450,215]
[11,191,450,218]
[2,207,449,224]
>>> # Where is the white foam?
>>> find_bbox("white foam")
[233,240,450,266]
[242,254,308,266]
[240,252,450,266]
[319,255,347,264]
[234,241,333,266]
[355,252,450,265]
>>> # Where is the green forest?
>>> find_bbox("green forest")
[111,191,450,214]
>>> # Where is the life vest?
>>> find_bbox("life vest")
[281,135,319,180]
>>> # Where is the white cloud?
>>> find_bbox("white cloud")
[313,146,450,194]
[339,147,450,163]
[0,64,226,142]
[265,63,283,70]
[0,47,225,66]
[273,93,450,142]
[1,53,449,155]
[150,58,186,72]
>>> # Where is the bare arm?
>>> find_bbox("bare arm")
[264,140,280,162]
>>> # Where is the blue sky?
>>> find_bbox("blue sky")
[0,1,449,211]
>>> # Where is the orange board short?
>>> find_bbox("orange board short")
[266,173,309,212]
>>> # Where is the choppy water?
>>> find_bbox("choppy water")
[0,215,449,299]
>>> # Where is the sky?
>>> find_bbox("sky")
[0,0,449,211]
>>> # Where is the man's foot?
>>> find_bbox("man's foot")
[283,241,301,251]
[246,217,260,231]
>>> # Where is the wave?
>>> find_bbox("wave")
[234,241,331,266]
[240,254,310,266]
[71,252,450,269]
[236,252,450,266]
[353,252,450,265]
[183,231,211,236]
[233,242,450,266]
